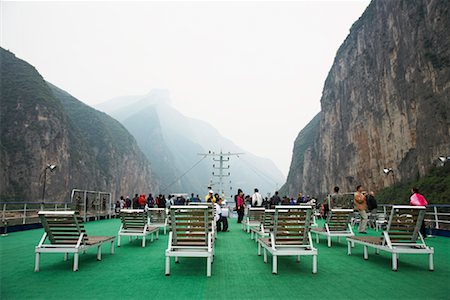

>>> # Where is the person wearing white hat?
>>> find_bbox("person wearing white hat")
[205,190,216,203]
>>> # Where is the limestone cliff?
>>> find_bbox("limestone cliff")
[282,0,450,197]
[0,48,158,202]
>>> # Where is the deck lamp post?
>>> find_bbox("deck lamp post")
[42,164,57,207]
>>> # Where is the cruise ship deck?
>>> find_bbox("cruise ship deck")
[1,218,449,299]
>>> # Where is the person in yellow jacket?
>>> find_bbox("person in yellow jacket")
[205,190,216,203]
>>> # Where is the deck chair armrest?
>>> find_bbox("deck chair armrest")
[270,232,276,250]
[167,231,173,251]
[382,231,392,248]
[37,232,48,247]
[76,233,84,248]
[208,232,212,252]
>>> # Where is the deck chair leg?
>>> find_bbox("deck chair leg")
[429,253,434,271]
[118,234,121,247]
[316,233,319,244]
[327,236,331,247]
[64,253,68,261]
[250,231,254,240]
[392,253,398,271]
[337,236,341,243]
[97,245,102,261]
[35,252,40,272]
[165,256,170,276]
[363,245,368,260]
[312,255,317,274]
[156,231,159,240]
[73,253,79,271]
[258,242,261,256]
[175,256,179,263]
[207,256,212,277]
[272,255,277,274]
[142,235,146,247]
[151,233,154,242]
[347,241,352,255]
[110,240,115,254]
[375,248,380,255]
[296,255,300,263]
[263,248,267,263]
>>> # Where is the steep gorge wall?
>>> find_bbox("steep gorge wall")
[0,48,158,202]
[283,0,450,197]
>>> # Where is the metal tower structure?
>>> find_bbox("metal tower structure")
[199,150,244,199]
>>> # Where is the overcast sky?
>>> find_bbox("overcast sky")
[1,0,369,176]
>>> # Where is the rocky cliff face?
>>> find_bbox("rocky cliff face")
[282,0,450,197]
[0,48,158,202]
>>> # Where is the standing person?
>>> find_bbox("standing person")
[119,196,125,210]
[236,189,245,223]
[410,187,428,237]
[205,190,216,203]
[251,188,263,207]
[157,195,166,209]
[147,193,154,208]
[132,194,139,209]
[366,191,378,228]
[354,185,368,234]
[138,194,147,209]
[297,193,303,204]
[330,186,343,208]
[270,191,281,208]
[214,198,229,232]
[125,196,132,209]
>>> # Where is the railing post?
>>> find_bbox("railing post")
[2,204,6,223]
[434,206,439,229]
[23,203,27,224]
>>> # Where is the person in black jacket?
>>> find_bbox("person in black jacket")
[270,191,281,208]
[366,191,378,228]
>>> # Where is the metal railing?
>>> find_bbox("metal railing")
[378,204,450,231]
[1,201,113,233]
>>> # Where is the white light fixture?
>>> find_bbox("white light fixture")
[383,168,393,175]
[438,156,450,163]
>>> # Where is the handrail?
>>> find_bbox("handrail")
[378,204,450,231]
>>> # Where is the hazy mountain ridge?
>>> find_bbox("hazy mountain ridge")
[96,92,285,196]
[0,48,158,202]
[282,0,450,199]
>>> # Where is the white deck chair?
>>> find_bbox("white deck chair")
[257,206,318,274]
[35,211,115,272]
[346,205,434,271]
[243,207,265,233]
[250,209,275,243]
[148,208,168,235]
[165,206,214,277]
[311,209,354,247]
[118,209,159,247]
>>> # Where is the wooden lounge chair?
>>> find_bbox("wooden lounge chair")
[311,209,354,247]
[243,207,265,233]
[257,206,318,274]
[35,211,115,272]
[346,205,434,271]
[250,209,275,243]
[148,208,168,235]
[165,206,214,277]
[118,209,159,247]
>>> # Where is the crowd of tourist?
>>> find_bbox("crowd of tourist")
[114,183,429,237]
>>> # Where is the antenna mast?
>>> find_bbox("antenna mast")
[199,150,244,198]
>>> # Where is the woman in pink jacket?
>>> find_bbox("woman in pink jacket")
[236,189,245,224]
[410,187,428,237]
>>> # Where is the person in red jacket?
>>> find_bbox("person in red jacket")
[138,194,147,209]
[236,189,245,224]
[410,187,428,237]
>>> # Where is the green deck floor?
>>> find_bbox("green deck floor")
[1,219,449,299]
